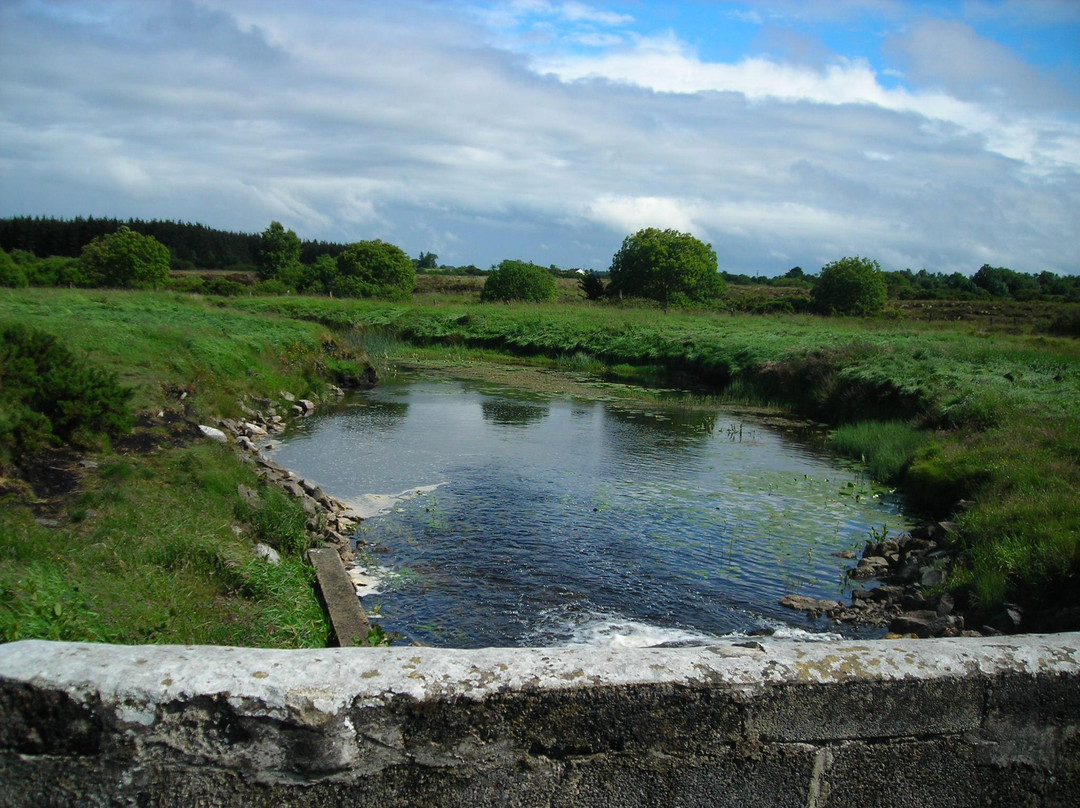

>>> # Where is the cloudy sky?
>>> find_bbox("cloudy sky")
[1,1,1077,275]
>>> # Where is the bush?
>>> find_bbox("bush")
[0,248,28,288]
[812,256,887,315]
[78,226,171,288]
[481,260,558,303]
[1047,307,1080,338]
[0,323,133,464]
[336,240,416,299]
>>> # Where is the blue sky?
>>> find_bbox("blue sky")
[1,0,1077,274]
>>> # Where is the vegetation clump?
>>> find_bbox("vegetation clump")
[79,225,171,288]
[0,322,133,465]
[811,256,888,315]
[481,259,558,303]
[333,240,416,300]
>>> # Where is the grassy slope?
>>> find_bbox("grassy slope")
[230,297,1080,618]
[0,289,346,646]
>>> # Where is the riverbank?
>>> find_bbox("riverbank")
[0,289,376,646]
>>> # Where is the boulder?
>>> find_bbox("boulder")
[779,595,842,614]
[198,425,228,443]
[254,543,281,565]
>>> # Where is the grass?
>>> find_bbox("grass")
[830,421,929,482]
[0,288,364,647]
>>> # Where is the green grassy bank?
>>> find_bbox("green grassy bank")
[2,288,1078,641]
[230,296,1080,622]
[0,289,374,646]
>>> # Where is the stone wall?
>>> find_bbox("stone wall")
[1,635,1077,807]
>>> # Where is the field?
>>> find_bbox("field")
[2,285,1079,643]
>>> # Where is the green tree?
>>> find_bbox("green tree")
[78,226,170,288]
[257,221,302,281]
[333,239,415,299]
[579,270,606,301]
[811,256,888,315]
[416,251,439,270]
[480,260,558,303]
[607,228,723,309]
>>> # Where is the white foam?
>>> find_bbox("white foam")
[339,483,446,520]
[345,565,396,597]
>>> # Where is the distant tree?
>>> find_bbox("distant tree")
[257,222,302,281]
[811,256,887,315]
[333,239,415,299]
[416,251,439,270]
[579,270,606,301]
[481,260,558,303]
[607,228,723,309]
[785,266,804,280]
[78,226,170,288]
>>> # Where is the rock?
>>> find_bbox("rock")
[236,436,256,452]
[198,425,228,443]
[279,391,296,403]
[851,589,875,601]
[298,399,316,414]
[281,480,306,499]
[779,595,841,614]
[988,605,1024,634]
[299,478,323,497]
[244,421,268,437]
[890,611,939,637]
[936,593,956,616]
[920,567,946,588]
[237,484,260,509]
[330,385,345,397]
[832,550,857,559]
[926,615,963,637]
[254,543,281,565]
[871,585,904,602]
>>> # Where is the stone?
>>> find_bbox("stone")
[198,425,228,443]
[919,567,945,588]
[936,593,956,616]
[298,399,316,413]
[889,611,938,637]
[237,484,260,510]
[279,391,296,403]
[244,421,268,437]
[779,595,841,613]
[254,543,281,565]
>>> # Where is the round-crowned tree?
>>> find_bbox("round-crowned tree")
[257,221,302,281]
[607,228,723,308]
[333,239,415,299]
[481,260,558,303]
[811,256,888,315]
[78,226,171,288]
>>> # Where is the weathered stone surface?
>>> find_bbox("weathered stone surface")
[780,595,841,614]
[0,635,1076,807]
[198,424,228,443]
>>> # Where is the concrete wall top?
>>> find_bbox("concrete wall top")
[2,635,1078,807]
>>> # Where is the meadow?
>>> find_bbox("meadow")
[1,284,1078,642]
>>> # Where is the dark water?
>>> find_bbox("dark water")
[269,373,912,647]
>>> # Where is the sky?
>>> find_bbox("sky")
[1,1,1078,275]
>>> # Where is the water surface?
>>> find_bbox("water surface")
[270,372,911,647]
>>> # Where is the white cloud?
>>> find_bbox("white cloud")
[0,0,1076,275]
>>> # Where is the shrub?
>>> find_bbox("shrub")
[812,256,887,316]
[0,323,133,464]
[1047,307,1080,338]
[336,240,416,299]
[0,248,28,288]
[78,226,171,288]
[481,260,558,303]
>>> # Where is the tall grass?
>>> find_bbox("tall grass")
[830,421,928,482]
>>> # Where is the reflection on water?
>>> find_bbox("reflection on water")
[269,374,913,648]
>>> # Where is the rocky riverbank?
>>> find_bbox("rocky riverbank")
[779,517,1047,639]
[199,387,366,568]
